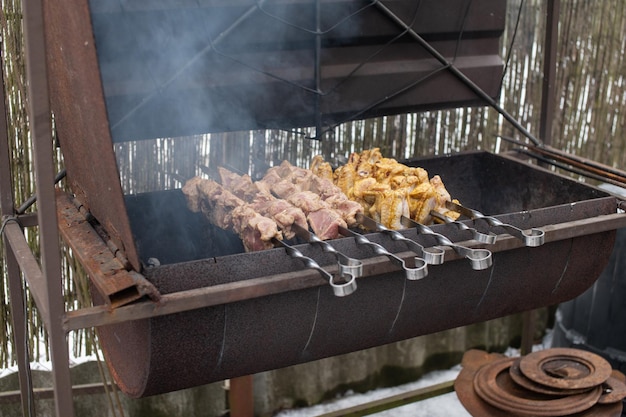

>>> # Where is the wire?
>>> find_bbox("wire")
[15,168,66,215]
[205,0,424,140]
[499,0,525,92]
[452,0,474,64]
[315,64,451,139]
[255,0,378,35]
[0,215,22,236]
[206,0,423,100]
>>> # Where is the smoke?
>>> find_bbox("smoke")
[85,1,507,263]
[88,0,369,144]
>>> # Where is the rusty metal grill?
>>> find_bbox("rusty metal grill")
[39,0,626,400]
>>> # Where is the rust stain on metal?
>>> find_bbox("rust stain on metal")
[43,0,141,271]
[455,349,625,417]
[519,348,613,391]
[56,190,160,309]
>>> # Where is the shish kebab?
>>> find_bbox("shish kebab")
[182,162,436,286]
[314,148,541,248]
[183,174,360,296]
[182,153,488,288]
[215,163,435,279]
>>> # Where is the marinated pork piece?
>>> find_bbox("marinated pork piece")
[260,166,350,239]
[217,167,308,240]
[282,191,347,240]
[306,208,346,241]
[265,159,363,227]
[230,205,282,251]
[183,177,282,252]
[218,167,262,202]
[257,165,342,237]
[181,176,204,213]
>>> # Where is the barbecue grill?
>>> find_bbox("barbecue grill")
[40,0,626,399]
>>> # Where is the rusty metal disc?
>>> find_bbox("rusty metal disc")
[456,350,623,417]
[598,371,626,405]
[509,357,593,396]
[519,348,612,390]
[455,350,514,417]
[473,356,602,416]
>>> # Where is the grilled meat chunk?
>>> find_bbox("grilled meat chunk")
[183,177,282,251]
[314,148,459,228]
[217,167,308,239]
[264,160,363,227]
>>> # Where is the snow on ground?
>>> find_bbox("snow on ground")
[275,330,553,417]
[0,329,553,417]
[0,353,99,379]
[0,332,100,379]
[275,365,469,417]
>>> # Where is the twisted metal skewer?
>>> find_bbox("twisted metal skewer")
[272,238,357,296]
[430,210,497,245]
[356,214,445,265]
[338,226,428,281]
[291,223,363,279]
[446,201,545,247]
[400,216,492,270]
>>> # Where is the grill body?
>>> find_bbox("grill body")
[41,0,625,399]
[97,152,618,397]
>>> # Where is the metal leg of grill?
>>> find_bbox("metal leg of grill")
[229,375,254,417]
[21,1,76,416]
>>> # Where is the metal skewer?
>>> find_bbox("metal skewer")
[356,214,445,265]
[400,216,492,270]
[272,238,357,297]
[430,210,497,245]
[446,201,545,247]
[338,226,428,281]
[291,223,363,280]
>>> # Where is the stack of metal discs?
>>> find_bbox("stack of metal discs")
[455,348,626,416]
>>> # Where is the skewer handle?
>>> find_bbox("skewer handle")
[291,223,364,278]
[338,227,428,280]
[356,214,444,265]
[273,238,357,296]
[446,201,544,247]
[400,216,492,271]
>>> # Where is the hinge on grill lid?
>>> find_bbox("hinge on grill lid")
[56,190,161,309]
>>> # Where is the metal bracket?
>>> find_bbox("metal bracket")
[56,190,161,309]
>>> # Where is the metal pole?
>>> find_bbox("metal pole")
[229,376,254,417]
[0,50,36,416]
[313,0,323,140]
[539,0,560,146]
[5,246,36,417]
[522,0,561,356]
[22,1,75,416]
